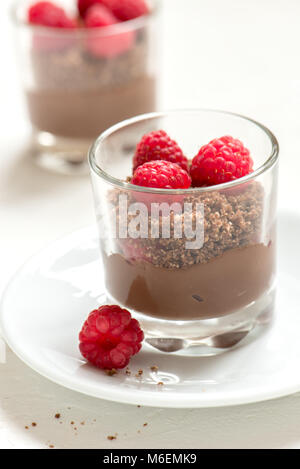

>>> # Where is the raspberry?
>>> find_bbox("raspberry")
[85,4,117,26]
[133,130,189,173]
[78,0,149,20]
[132,160,191,189]
[120,239,148,262]
[79,305,144,370]
[104,0,150,21]
[77,0,102,17]
[85,4,135,57]
[190,135,253,187]
[28,1,76,28]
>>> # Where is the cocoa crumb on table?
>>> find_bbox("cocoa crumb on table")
[31,422,37,427]
[54,413,60,419]
[107,435,117,441]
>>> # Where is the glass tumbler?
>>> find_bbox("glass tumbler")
[12,0,160,174]
[89,110,279,356]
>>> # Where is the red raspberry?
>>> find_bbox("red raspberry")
[85,4,117,26]
[103,0,149,21]
[85,4,135,57]
[133,130,189,173]
[79,305,144,370]
[28,1,76,28]
[132,160,191,189]
[190,135,253,187]
[78,0,149,20]
[78,0,102,17]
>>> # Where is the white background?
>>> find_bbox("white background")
[1,0,300,449]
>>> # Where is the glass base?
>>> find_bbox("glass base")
[105,285,275,357]
[31,131,91,176]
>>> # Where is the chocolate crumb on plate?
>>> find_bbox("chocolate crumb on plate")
[150,365,158,372]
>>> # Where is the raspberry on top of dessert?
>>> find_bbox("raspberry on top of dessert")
[130,131,253,190]
[132,160,191,190]
[78,0,149,20]
[27,0,150,56]
[133,129,189,173]
[190,135,253,187]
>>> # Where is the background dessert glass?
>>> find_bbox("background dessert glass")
[89,110,279,356]
[12,0,160,174]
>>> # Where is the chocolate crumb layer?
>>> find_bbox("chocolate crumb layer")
[31,31,149,90]
[109,181,264,269]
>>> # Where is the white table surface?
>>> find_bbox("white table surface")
[1,0,300,449]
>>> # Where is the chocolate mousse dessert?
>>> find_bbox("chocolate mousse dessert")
[101,132,276,321]
[24,0,157,151]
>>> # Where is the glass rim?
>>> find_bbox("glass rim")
[88,109,279,195]
[11,0,160,36]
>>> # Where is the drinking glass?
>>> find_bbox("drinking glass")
[89,110,279,356]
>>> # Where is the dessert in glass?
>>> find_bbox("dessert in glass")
[12,0,159,174]
[89,110,279,356]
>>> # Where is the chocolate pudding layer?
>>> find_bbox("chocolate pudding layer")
[102,181,276,320]
[26,76,156,139]
[104,243,275,320]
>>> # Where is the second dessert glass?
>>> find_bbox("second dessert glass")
[89,110,279,356]
[12,0,160,174]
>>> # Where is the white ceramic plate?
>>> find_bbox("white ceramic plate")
[1,211,300,408]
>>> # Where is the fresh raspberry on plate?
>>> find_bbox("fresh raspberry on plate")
[85,4,135,57]
[190,135,253,187]
[79,305,144,370]
[133,130,189,173]
[28,1,77,28]
[132,160,191,189]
